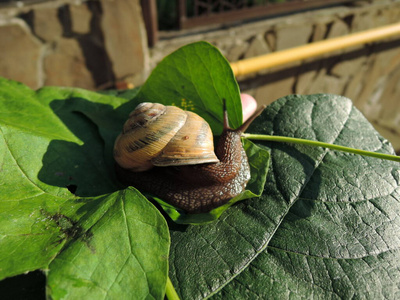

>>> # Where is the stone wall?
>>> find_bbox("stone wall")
[0,0,399,150]
[0,0,149,90]
[151,0,400,151]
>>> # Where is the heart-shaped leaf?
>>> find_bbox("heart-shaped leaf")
[136,41,242,134]
[1,40,399,300]
[46,188,170,299]
[0,78,170,298]
[113,41,269,225]
[168,94,400,299]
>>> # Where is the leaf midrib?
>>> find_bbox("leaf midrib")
[205,101,353,298]
[0,120,81,145]
[266,245,400,260]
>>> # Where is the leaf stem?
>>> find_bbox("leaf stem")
[165,276,180,300]
[243,133,400,163]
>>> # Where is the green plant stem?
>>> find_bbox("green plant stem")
[165,276,180,300]
[243,133,400,163]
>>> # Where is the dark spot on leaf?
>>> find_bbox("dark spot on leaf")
[41,210,95,253]
[67,184,77,194]
[48,212,81,239]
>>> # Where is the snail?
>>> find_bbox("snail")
[113,102,264,213]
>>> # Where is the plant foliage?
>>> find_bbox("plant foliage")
[0,42,399,299]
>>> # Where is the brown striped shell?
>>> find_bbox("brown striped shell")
[113,102,219,172]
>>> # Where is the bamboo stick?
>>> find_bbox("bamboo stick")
[230,22,400,77]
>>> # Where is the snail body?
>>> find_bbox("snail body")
[114,102,262,213]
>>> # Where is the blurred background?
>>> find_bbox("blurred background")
[0,0,399,152]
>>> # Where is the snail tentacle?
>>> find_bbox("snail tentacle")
[114,102,263,213]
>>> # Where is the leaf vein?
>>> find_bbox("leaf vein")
[0,126,47,194]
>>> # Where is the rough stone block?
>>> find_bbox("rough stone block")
[244,35,271,59]
[330,54,366,80]
[375,67,400,130]
[100,0,148,86]
[306,68,346,95]
[254,76,295,105]
[295,62,320,94]
[226,42,249,62]
[275,24,313,51]
[343,65,366,104]
[311,23,326,42]
[0,21,43,89]
[385,49,400,75]
[373,45,400,75]
[327,18,349,38]
[356,55,385,120]
[384,4,400,24]
[352,12,375,33]
[264,30,276,51]
[70,4,91,35]
[33,7,63,41]
[44,38,95,89]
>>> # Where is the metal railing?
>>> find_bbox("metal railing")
[142,0,358,46]
[176,0,357,29]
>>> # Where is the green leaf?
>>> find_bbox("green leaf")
[0,192,68,280]
[3,39,399,300]
[127,41,268,225]
[0,78,170,298]
[151,139,270,225]
[0,78,133,199]
[47,188,170,300]
[167,94,400,299]
[136,41,242,134]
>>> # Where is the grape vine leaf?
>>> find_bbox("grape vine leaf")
[46,188,170,300]
[1,39,399,300]
[0,78,170,299]
[168,94,400,299]
[119,41,269,225]
[136,41,243,134]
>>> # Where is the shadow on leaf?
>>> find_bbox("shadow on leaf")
[0,271,46,300]
[38,97,139,197]
[252,137,321,220]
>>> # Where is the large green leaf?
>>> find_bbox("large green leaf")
[136,41,242,134]
[211,95,400,299]
[0,42,253,297]
[0,78,170,298]
[167,94,400,299]
[116,41,268,225]
[0,78,133,199]
[2,39,400,300]
[46,188,170,300]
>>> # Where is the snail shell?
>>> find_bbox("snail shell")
[113,102,219,172]
[114,102,264,213]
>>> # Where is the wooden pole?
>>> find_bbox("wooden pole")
[230,22,400,77]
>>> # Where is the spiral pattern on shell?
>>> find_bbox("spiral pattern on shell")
[113,102,219,172]
[113,101,266,213]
